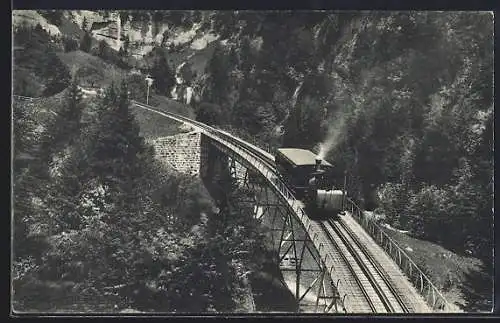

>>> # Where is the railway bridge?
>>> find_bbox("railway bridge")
[13,95,453,313]
[131,101,453,314]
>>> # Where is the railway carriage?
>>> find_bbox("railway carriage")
[275,148,345,219]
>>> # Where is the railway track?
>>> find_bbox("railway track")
[317,221,378,312]
[322,218,410,313]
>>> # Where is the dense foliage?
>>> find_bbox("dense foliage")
[13,23,71,97]
[79,32,92,53]
[13,77,266,312]
[147,48,176,97]
[187,12,493,265]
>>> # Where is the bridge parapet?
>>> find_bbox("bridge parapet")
[346,198,453,312]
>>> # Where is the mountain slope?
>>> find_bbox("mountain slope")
[57,50,126,88]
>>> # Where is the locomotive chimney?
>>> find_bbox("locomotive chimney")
[315,158,322,171]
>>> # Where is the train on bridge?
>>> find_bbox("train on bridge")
[275,148,346,220]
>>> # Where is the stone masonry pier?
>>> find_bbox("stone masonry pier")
[149,131,202,176]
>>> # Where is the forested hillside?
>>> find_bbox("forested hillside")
[190,11,494,263]
[184,11,494,310]
[13,84,270,313]
[12,14,267,312]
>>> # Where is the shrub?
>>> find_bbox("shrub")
[195,102,229,126]
[13,68,44,97]
[404,185,450,241]
[63,37,79,52]
[375,182,410,228]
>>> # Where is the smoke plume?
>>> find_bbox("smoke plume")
[317,112,347,160]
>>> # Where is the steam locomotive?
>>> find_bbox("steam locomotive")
[275,148,345,219]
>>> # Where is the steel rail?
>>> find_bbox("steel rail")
[334,218,410,313]
[328,219,394,312]
[316,221,377,312]
[345,197,451,311]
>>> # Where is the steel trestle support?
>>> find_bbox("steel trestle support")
[202,140,342,313]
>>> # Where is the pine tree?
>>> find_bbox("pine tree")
[55,82,148,230]
[123,35,130,54]
[37,79,83,169]
[40,49,71,96]
[86,82,146,192]
[63,37,79,52]
[63,81,84,144]
[97,40,108,59]
[205,43,230,105]
[82,16,89,31]
[150,51,175,96]
[80,32,92,53]
[55,80,83,143]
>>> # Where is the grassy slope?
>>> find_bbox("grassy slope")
[51,48,197,142]
[57,50,126,88]
[13,89,99,149]
[131,104,183,141]
[14,90,68,125]
[381,226,492,312]
[131,94,196,140]
[149,94,195,118]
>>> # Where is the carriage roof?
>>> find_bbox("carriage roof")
[276,148,333,167]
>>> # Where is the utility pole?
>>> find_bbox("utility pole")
[341,170,347,215]
[145,75,154,105]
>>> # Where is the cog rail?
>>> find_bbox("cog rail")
[328,219,410,313]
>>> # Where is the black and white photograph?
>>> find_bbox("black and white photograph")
[11,9,494,314]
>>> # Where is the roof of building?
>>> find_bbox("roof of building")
[276,148,333,167]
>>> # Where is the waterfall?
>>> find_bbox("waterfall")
[116,12,121,48]
[291,81,304,108]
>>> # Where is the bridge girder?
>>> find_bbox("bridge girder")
[202,139,344,313]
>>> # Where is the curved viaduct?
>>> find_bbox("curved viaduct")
[131,101,454,314]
